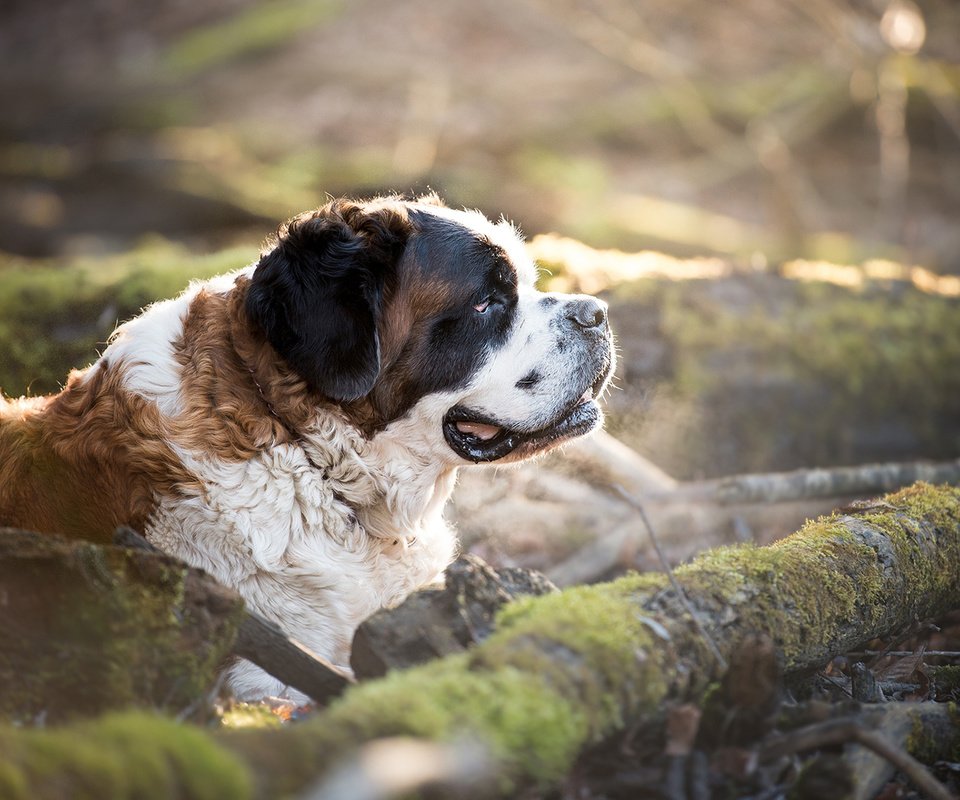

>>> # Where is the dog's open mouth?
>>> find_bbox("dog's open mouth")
[443,389,601,463]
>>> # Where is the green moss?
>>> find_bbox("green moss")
[672,525,877,664]
[669,483,960,670]
[873,482,960,529]
[0,762,28,800]
[0,713,252,800]
[235,484,958,793]
[603,272,960,476]
[322,658,586,787]
[0,241,257,396]
[904,704,960,766]
[244,574,678,791]
[932,665,960,694]
[651,275,960,425]
[3,482,959,797]
[480,575,673,733]
[220,703,283,731]
[843,484,960,617]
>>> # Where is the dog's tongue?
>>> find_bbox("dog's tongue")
[455,421,502,441]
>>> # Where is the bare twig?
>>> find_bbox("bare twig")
[614,485,728,672]
[761,717,955,800]
[646,458,960,506]
[848,650,960,659]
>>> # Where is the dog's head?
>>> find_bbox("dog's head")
[246,196,615,464]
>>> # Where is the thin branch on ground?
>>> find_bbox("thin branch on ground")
[614,484,728,672]
[760,717,954,800]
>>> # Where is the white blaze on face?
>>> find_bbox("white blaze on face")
[423,203,610,432]
[457,283,601,432]
[412,202,539,292]
[379,201,613,466]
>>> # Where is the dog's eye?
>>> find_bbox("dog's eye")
[473,298,492,314]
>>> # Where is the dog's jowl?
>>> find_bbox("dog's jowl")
[0,195,616,700]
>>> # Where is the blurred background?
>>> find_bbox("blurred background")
[1,0,958,560]
[3,0,960,263]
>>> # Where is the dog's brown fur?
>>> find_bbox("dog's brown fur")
[0,218,481,542]
[0,365,199,541]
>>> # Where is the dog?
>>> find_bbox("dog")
[0,195,615,700]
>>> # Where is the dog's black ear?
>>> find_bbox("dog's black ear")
[246,200,411,402]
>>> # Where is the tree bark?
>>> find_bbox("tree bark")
[1,482,958,799]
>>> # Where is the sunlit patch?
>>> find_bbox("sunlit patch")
[880,0,926,55]
[529,234,960,299]
[528,233,730,295]
[783,259,960,297]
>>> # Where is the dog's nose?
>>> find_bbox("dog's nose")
[565,297,608,330]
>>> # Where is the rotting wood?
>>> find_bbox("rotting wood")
[1,482,958,799]
[351,554,556,679]
[0,528,245,722]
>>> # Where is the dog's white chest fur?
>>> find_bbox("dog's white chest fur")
[146,416,457,701]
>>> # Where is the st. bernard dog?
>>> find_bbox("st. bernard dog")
[0,195,615,700]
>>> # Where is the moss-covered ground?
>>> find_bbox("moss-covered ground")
[0,241,256,396]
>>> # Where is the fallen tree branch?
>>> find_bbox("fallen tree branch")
[564,430,678,494]
[0,527,247,722]
[613,484,727,671]
[760,703,958,800]
[2,482,959,798]
[547,496,844,586]
[653,458,960,506]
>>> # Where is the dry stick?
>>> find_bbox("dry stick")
[113,527,353,704]
[760,718,955,800]
[231,614,353,704]
[550,448,960,586]
[566,430,678,494]
[567,431,960,507]
[613,485,728,672]
[648,458,960,507]
[849,650,960,658]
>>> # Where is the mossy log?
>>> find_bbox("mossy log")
[0,529,244,722]
[1,482,959,799]
[351,554,557,679]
